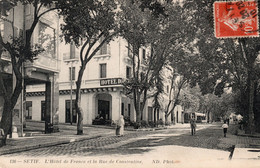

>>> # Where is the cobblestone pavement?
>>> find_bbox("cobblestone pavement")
[3,123,235,157]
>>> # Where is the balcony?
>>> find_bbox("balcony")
[63,51,79,62]
[24,54,59,73]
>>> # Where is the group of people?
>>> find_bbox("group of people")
[190,118,229,137]
[117,115,229,138]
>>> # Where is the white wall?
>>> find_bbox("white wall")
[26,96,44,121]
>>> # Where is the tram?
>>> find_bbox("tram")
[184,112,206,123]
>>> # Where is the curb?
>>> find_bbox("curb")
[0,135,101,156]
[237,133,260,138]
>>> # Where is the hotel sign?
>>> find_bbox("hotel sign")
[100,78,123,86]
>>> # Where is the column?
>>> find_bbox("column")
[45,81,51,133]
[45,74,59,133]
[111,92,121,122]
[83,93,95,125]
[52,74,59,132]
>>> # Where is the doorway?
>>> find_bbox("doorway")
[65,100,77,123]
[98,100,110,120]
[41,101,45,121]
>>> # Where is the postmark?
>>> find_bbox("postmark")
[214,0,259,38]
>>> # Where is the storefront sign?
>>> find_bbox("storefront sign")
[100,78,123,86]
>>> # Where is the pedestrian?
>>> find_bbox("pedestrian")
[222,121,229,137]
[0,128,5,147]
[116,115,125,137]
[190,118,196,135]
[227,118,230,126]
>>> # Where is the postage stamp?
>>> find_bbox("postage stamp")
[214,1,259,38]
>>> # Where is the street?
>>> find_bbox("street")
[4,123,230,157]
[1,122,260,168]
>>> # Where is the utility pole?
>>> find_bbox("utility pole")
[70,61,73,125]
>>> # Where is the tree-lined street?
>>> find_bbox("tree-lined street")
[1,1,260,168]
[1,123,241,157]
[1,122,260,168]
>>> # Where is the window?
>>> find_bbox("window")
[63,43,78,60]
[70,43,76,59]
[127,42,133,57]
[126,66,131,79]
[26,101,32,120]
[99,36,108,55]
[140,102,143,120]
[100,42,107,55]
[3,20,12,42]
[121,103,124,116]
[69,67,75,81]
[167,85,169,93]
[128,104,131,117]
[100,64,107,78]
[41,101,45,121]
[142,49,146,60]
[38,21,56,58]
[148,106,153,121]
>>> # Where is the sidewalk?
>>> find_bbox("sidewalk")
[0,121,200,156]
[0,121,182,155]
[0,122,116,156]
[221,124,260,160]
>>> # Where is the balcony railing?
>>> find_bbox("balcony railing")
[63,51,79,61]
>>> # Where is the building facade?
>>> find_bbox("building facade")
[26,36,170,125]
[26,35,185,126]
[0,2,60,135]
[1,3,183,128]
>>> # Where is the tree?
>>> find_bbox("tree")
[164,73,186,123]
[119,0,170,126]
[57,0,118,135]
[199,93,236,122]
[170,0,260,133]
[0,0,59,145]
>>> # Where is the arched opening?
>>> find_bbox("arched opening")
[93,93,112,125]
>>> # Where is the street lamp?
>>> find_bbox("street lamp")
[69,59,78,125]
[65,43,78,125]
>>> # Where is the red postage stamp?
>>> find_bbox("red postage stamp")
[214,1,259,38]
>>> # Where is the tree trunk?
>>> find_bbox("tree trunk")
[246,69,255,134]
[0,72,22,145]
[153,108,157,126]
[157,108,160,124]
[0,99,12,143]
[171,110,175,124]
[207,111,210,123]
[135,94,141,123]
[165,113,167,124]
[76,104,83,135]
[238,39,256,134]
[75,66,85,135]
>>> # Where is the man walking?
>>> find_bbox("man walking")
[190,118,196,135]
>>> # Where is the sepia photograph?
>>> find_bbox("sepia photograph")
[0,0,260,168]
